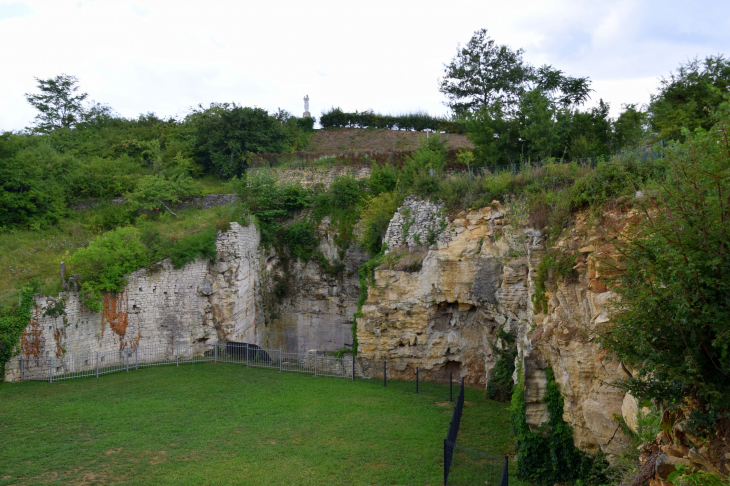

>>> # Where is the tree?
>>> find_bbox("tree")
[25,74,89,133]
[439,29,532,115]
[599,100,730,432]
[188,103,290,178]
[650,55,730,142]
[464,102,522,164]
[612,103,648,150]
[530,65,592,108]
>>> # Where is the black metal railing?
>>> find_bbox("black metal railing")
[443,378,509,486]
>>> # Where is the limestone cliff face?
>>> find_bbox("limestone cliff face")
[357,202,534,385]
[4,222,260,382]
[259,219,368,353]
[520,210,634,455]
[356,200,634,456]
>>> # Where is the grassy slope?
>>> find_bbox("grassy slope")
[305,128,473,154]
[0,364,517,486]
[0,205,235,311]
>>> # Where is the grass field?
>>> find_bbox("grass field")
[0,363,516,486]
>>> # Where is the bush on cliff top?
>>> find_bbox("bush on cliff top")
[598,101,730,434]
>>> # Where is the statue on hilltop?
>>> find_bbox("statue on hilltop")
[303,95,310,118]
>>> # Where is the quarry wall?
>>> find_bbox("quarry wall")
[356,200,633,456]
[4,222,260,382]
[6,178,637,460]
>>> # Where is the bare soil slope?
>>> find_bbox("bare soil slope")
[305,128,473,153]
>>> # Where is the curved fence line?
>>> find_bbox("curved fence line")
[17,342,355,382]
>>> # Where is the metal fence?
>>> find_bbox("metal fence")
[444,379,508,486]
[18,342,355,382]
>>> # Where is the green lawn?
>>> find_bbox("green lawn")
[0,363,515,485]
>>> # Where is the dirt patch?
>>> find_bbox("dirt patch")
[306,128,473,153]
[105,448,122,455]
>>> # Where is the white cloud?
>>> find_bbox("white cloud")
[1,0,728,131]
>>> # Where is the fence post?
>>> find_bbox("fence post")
[135,347,138,370]
[245,343,249,367]
[351,354,355,381]
[214,342,218,363]
[314,352,317,376]
[48,359,53,383]
[498,455,509,486]
[95,352,99,378]
[176,344,179,367]
[279,347,282,372]
[416,367,419,394]
[126,350,129,372]
[383,360,386,387]
[20,357,24,381]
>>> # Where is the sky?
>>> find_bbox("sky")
[1,0,729,131]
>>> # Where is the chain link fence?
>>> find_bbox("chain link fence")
[17,342,354,382]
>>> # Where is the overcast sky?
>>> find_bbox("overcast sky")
[1,0,729,131]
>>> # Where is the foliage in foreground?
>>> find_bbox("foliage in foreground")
[598,102,730,433]
[511,365,608,485]
[0,287,35,379]
[67,217,221,312]
[486,328,517,402]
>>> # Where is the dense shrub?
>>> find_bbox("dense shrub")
[598,103,730,433]
[126,173,202,215]
[69,227,151,311]
[511,365,606,485]
[235,171,312,245]
[0,286,35,380]
[360,192,402,255]
[169,228,218,269]
[319,108,465,133]
[189,103,310,178]
[284,222,317,261]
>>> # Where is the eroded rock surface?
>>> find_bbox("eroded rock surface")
[358,200,634,456]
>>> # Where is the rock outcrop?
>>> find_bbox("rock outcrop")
[4,222,261,382]
[259,217,368,352]
[357,199,636,456]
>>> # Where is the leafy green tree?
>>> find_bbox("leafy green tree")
[439,29,531,115]
[565,100,613,158]
[126,173,202,217]
[599,101,730,432]
[650,55,730,142]
[464,103,522,164]
[530,65,592,109]
[0,135,70,228]
[188,103,290,178]
[612,103,648,150]
[518,90,571,160]
[25,74,89,133]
